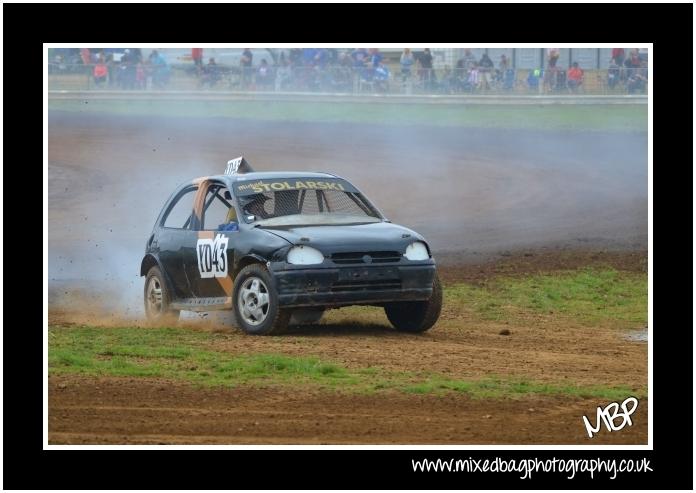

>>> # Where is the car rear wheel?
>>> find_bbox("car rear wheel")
[233,264,290,335]
[384,272,442,333]
[144,266,180,324]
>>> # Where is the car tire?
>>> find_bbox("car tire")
[233,264,290,335]
[384,272,442,333]
[144,266,180,324]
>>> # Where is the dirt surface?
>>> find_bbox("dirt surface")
[48,248,648,445]
[48,111,647,288]
[49,375,647,445]
[47,109,648,445]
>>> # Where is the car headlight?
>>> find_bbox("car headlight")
[404,241,430,261]
[287,245,324,265]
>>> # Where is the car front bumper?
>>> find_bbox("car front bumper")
[268,261,436,308]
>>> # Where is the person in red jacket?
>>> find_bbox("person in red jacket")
[192,48,203,69]
[93,54,108,87]
[611,47,625,67]
[566,62,584,93]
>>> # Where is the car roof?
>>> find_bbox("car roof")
[197,171,341,184]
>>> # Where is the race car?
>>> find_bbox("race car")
[141,157,441,335]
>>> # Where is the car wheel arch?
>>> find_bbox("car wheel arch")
[233,254,268,279]
[140,254,160,277]
[140,254,178,299]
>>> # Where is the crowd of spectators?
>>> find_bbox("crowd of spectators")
[607,48,648,93]
[87,48,171,89]
[50,47,648,95]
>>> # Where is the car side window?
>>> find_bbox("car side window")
[201,185,237,230]
[163,187,197,229]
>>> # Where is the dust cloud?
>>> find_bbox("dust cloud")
[47,108,647,320]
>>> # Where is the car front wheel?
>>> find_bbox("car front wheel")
[233,264,290,335]
[384,272,442,333]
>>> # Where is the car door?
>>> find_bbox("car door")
[186,180,240,302]
[156,185,199,300]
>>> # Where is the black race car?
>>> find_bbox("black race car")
[141,157,441,335]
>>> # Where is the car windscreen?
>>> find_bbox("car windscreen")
[233,178,382,226]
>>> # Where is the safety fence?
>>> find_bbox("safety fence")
[48,63,649,96]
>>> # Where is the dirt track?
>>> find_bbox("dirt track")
[48,111,647,284]
[49,375,647,445]
[47,110,648,445]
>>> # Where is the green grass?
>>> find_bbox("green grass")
[446,267,647,326]
[48,325,643,399]
[401,377,638,401]
[48,100,647,132]
[48,326,355,387]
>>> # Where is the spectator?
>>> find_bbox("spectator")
[400,48,415,91]
[192,48,203,70]
[149,50,170,89]
[419,48,435,90]
[454,54,471,92]
[93,54,108,87]
[289,48,302,67]
[105,52,116,87]
[607,58,620,89]
[611,47,625,67]
[478,53,494,90]
[313,48,329,68]
[119,49,136,89]
[624,49,641,70]
[543,48,561,92]
[624,49,641,82]
[499,54,509,72]
[440,65,457,94]
[331,52,354,91]
[352,48,371,88]
[625,49,641,68]
[466,63,480,92]
[373,60,390,92]
[566,62,583,92]
[256,59,273,90]
[527,68,542,92]
[240,48,253,89]
[135,61,146,89]
[200,57,221,88]
[626,60,647,93]
[302,48,317,66]
[275,53,292,91]
[502,68,515,91]
[547,48,560,68]
[131,49,143,64]
[80,48,91,65]
[368,48,383,68]
[297,49,319,90]
[351,48,369,67]
[458,49,477,71]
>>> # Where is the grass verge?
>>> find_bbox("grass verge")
[446,267,647,326]
[49,325,644,400]
[48,100,648,132]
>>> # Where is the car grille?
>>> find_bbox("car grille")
[330,280,402,292]
[331,251,402,264]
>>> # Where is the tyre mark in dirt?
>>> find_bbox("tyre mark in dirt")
[49,376,648,445]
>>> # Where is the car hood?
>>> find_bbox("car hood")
[258,221,425,253]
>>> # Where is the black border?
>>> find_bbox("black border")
[4,2,693,489]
